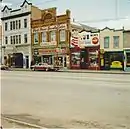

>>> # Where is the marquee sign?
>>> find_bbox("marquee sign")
[32,24,67,33]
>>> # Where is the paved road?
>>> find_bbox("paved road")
[1,71,130,129]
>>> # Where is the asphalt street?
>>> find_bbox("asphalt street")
[1,71,130,129]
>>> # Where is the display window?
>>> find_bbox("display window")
[126,53,130,67]
[89,51,99,67]
[71,52,80,67]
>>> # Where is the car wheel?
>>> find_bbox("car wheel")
[46,68,48,71]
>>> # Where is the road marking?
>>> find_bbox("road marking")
[2,116,48,129]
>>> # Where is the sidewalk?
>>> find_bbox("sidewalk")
[8,68,130,74]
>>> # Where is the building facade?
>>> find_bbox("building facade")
[31,8,71,68]
[123,30,130,71]
[70,30,100,70]
[100,27,124,70]
[1,0,41,68]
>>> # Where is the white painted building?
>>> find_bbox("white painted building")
[1,0,41,68]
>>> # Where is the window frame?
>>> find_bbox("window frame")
[5,22,8,31]
[24,19,27,28]
[50,30,56,42]
[24,34,28,43]
[19,35,21,44]
[104,36,110,48]
[10,36,13,44]
[113,36,119,48]
[13,21,15,30]
[10,21,12,30]
[59,29,66,42]
[19,20,21,29]
[16,35,18,44]
[41,31,47,42]
[34,32,39,44]
[5,36,8,44]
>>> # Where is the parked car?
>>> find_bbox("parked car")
[31,63,60,71]
[0,64,9,70]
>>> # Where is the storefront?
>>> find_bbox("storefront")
[70,46,100,70]
[124,49,130,71]
[33,47,68,68]
[102,51,124,70]
[70,30,100,70]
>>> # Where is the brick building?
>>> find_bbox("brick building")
[31,8,71,68]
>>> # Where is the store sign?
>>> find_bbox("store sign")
[71,31,99,48]
[38,48,67,55]
[40,41,57,46]
[79,31,91,46]
[91,33,99,45]
[32,24,67,33]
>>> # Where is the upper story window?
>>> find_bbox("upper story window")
[10,21,12,30]
[5,36,8,44]
[41,31,47,42]
[10,36,13,44]
[16,20,18,29]
[13,35,15,44]
[16,35,18,44]
[19,35,21,44]
[24,34,28,43]
[24,19,27,28]
[5,22,8,31]
[13,21,15,30]
[19,20,21,29]
[34,32,39,44]
[104,36,109,48]
[50,30,56,42]
[113,36,119,48]
[59,30,66,42]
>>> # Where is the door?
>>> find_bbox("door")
[26,56,29,68]
[80,50,87,69]
[14,53,23,68]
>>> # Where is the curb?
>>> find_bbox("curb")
[59,70,130,75]
[6,69,130,74]
[2,116,47,129]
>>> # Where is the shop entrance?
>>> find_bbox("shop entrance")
[54,56,66,67]
[42,55,53,65]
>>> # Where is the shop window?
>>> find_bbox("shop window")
[126,53,130,67]
[50,30,56,42]
[59,30,66,42]
[89,51,99,67]
[113,36,119,48]
[109,52,123,69]
[41,31,47,42]
[104,37,109,48]
[71,52,80,67]
[34,32,39,44]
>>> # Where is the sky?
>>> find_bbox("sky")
[0,0,130,29]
